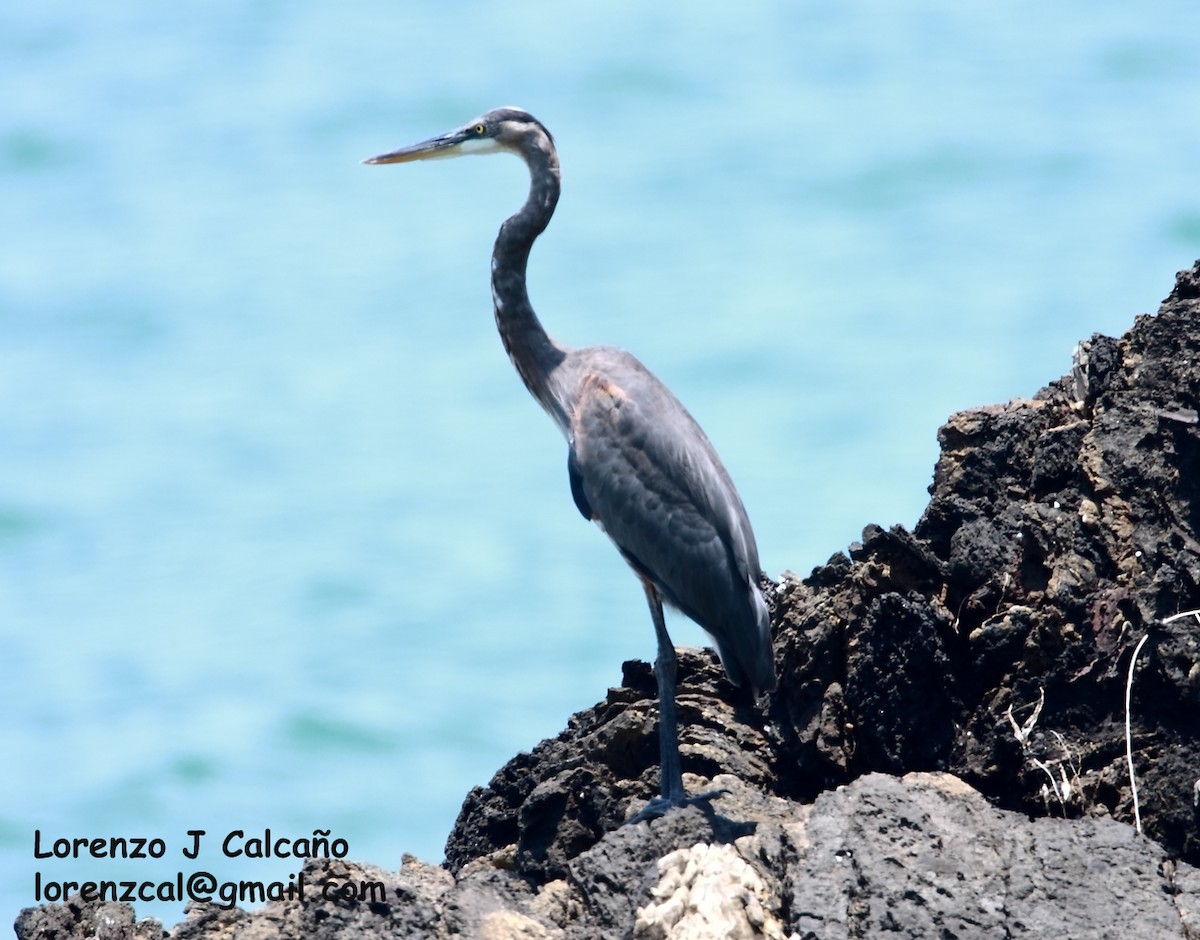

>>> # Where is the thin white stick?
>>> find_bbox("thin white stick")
[1125,632,1150,835]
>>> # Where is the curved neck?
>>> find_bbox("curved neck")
[492,141,568,424]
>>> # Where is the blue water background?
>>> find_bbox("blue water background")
[3,0,1199,925]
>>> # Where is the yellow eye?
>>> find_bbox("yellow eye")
[473,123,486,136]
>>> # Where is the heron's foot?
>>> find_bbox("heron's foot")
[626,786,729,825]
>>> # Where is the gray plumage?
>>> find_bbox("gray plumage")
[367,107,776,814]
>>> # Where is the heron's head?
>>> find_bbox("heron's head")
[364,107,555,166]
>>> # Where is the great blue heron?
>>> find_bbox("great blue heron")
[366,107,776,818]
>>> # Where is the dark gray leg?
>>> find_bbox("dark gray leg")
[626,581,731,824]
[644,580,685,804]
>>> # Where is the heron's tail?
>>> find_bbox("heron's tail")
[745,586,777,696]
[712,581,777,697]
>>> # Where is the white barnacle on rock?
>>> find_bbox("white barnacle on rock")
[633,842,784,940]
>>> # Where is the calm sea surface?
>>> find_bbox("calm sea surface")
[3,0,1199,924]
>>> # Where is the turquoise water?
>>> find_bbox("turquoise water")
[4,0,1199,925]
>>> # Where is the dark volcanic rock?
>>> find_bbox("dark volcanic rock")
[445,653,776,883]
[766,260,1200,869]
[15,775,1200,939]
[16,259,1200,939]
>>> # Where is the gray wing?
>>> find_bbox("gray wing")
[565,356,775,693]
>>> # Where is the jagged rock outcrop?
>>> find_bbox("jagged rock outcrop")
[15,774,1200,938]
[16,261,1200,939]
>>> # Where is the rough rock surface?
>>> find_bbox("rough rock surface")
[16,260,1200,939]
[14,775,1200,939]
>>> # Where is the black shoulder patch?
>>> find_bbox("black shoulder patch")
[567,444,593,520]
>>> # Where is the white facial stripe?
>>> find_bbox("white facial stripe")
[458,137,504,156]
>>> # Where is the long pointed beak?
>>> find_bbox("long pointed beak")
[363,129,469,165]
